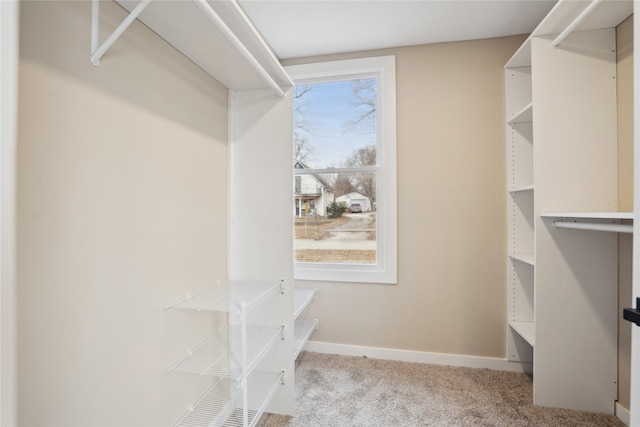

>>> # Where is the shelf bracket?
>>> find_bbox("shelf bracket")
[91,0,152,66]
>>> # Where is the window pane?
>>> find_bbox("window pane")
[294,79,377,169]
[293,173,376,265]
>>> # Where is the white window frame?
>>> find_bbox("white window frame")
[286,56,397,284]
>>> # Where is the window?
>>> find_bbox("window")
[286,56,397,284]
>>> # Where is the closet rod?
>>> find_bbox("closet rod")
[192,0,286,97]
[228,0,294,89]
[552,220,633,234]
[91,0,288,97]
[91,0,152,66]
[551,0,603,47]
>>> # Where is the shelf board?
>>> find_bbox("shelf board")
[175,370,283,427]
[294,288,316,320]
[507,102,533,125]
[505,0,633,69]
[509,253,535,266]
[294,319,318,360]
[114,0,292,93]
[168,325,282,379]
[509,321,535,347]
[509,185,534,194]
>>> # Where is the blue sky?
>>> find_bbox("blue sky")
[296,79,376,169]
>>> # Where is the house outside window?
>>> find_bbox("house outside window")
[287,56,397,284]
[294,161,334,217]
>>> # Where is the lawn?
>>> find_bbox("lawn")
[294,214,376,263]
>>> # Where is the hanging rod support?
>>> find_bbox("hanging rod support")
[551,0,603,48]
[91,0,152,66]
[552,220,633,234]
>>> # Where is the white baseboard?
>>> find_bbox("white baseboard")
[616,402,630,426]
[305,340,533,373]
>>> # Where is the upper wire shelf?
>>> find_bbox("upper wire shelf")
[165,279,284,314]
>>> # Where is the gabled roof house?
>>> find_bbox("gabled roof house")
[294,161,334,217]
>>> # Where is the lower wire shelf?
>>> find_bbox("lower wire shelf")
[176,370,285,427]
[294,319,317,360]
[168,324,283,379]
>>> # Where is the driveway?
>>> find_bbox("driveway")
[295,212,376,250]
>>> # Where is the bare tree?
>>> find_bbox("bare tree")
[330,173,357,198]
[343,78,377,134]
[339,79,378,208]
[346,145,376,209]
[294,85,315,164]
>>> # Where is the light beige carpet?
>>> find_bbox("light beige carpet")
[258,352,625,427]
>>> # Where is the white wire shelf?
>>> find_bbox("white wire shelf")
[175,370,284,427]
[168,325,283,379]
[294,319,318,360]
[294,288,317,320]
[165,280,284,314]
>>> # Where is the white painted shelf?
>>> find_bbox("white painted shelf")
[294,319,318,360]
[508,185,534,194]
[111,0,292,94]
[509,321,535,347]
[505,0,633,68]
[508,102,533,125]
[509,253,535,266]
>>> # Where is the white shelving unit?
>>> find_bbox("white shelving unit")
[166,280,286,427]
[505,59,534,365]
[89,0,296,421]
[293,288,317,359]
[504,0,634,414]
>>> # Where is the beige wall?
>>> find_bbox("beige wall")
[17,1,228,425]
[617,14,634,412]
[285,35,525,358]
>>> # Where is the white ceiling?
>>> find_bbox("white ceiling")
[238,0,558,60]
